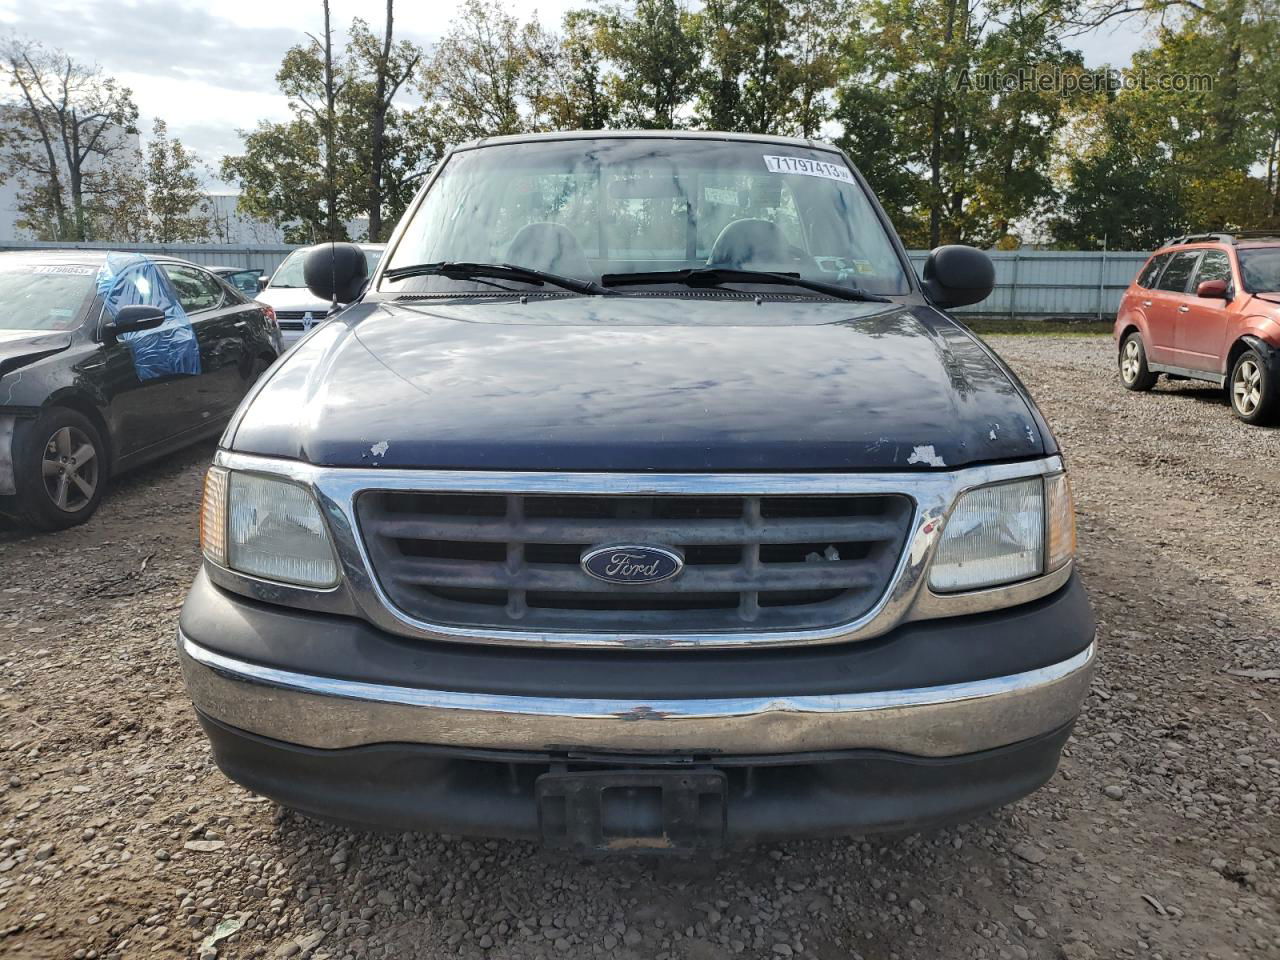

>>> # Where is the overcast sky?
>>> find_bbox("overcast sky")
[0,0,1150,190]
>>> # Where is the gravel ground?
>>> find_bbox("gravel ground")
[1,333,1278,960]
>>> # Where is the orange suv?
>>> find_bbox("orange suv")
[1115,233,1280,423]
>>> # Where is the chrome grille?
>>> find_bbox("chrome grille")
[356,492,913,634]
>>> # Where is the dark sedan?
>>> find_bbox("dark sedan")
[0,251,281,529]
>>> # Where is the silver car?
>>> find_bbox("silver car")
[256,243,384,347]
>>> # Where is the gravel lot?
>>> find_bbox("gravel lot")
[1,334,1278,960]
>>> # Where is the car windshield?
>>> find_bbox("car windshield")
[0,263,97,331]
[271,247,382,289]
[1239,248,1280,293]
[382,137,911,297]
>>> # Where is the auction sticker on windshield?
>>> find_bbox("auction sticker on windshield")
[763,155,854,183]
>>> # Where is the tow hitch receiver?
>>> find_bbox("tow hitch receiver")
[536,768,727,853]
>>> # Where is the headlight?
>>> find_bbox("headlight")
[199,466,339,587]
[929,475,1074,593]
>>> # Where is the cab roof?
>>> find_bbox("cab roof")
[453,129,843,155]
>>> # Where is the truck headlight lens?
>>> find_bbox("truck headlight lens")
[929,478,1045,592]
[199,466,339,587]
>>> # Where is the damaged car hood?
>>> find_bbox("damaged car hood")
[0,330,73,378]
[226,296,1049,471]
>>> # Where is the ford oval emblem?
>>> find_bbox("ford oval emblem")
[581,544,684,585]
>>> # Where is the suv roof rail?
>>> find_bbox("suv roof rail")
[1166,233,1234,245]
[1165,231,1280,246]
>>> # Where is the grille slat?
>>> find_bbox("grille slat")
[357,491,913,637]
[365,515,903,546]
[389,557,882,593]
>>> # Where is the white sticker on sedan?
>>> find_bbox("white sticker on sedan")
[763,155,854,183]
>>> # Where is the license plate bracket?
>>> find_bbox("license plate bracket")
[536,769,726,854]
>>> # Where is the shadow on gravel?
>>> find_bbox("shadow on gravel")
[259,806,1019,959]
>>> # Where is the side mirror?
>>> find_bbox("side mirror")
[105,304,167,339]
[257,275,270,291]
[921,245,995,309]
[303,242,368,304]
[1196,278,1229,299]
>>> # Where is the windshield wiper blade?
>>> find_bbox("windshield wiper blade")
[382,261,610,296]
[601,267,889,303]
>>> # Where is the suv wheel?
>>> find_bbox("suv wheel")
[1229,349,1278,425]
[1119,333,1157,391]
[12,407,107,530]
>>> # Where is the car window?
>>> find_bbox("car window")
[0,263,97,331]
[1193,250,1232,288]
[1136,253,1169,289]
[1155,252,1200,293]
[386,138,911,296]
[224,270,260,294]
[163,264,224,314]
[1238,248,1280,293]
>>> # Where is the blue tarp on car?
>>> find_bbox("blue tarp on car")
[96,253,201,380]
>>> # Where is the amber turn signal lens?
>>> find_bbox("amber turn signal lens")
[1045,472,1076,572]
[199,466,229,566]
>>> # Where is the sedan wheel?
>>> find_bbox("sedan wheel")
[8,406,108,530]
[41,425,99,513]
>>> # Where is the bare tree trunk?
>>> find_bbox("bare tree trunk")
[368,0,393,242]
[322,0,340,239]
[1270,126,1279,217]
[929,0,960,248]
[7,54,71,238]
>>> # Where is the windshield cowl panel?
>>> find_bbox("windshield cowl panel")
[382,138,911,300]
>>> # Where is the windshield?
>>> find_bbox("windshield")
[382,138,910,297]
[1239,248,1280,293]
[270,247,383,289]
[0,263,96,331]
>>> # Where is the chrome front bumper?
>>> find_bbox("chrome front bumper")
[178,631,1095,758]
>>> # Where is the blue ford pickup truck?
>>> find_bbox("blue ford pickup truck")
[179,131,1094,853]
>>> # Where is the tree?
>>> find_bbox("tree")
[294,0,344,239]
[789,0,847,137]
[418,0,551,143]
[1050,106,1189,248]
[546,10,615,130]
[695,0,751,130]
[836,0,1081,247]
[347,5,421,240]
[0,36,140,241]
[736,0,798,134]
[145,119,211,242]
[596,0,701,129]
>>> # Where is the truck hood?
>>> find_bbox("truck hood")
[227,296,1049,471]
[0,330,73,378]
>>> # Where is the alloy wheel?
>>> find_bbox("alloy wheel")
[1121,339,1141,383]
[41,425,98,513]
[1233,359,1262,416]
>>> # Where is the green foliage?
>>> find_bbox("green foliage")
[595,0,702,129]
[835,0,1083,247]
[145,119,212,242]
